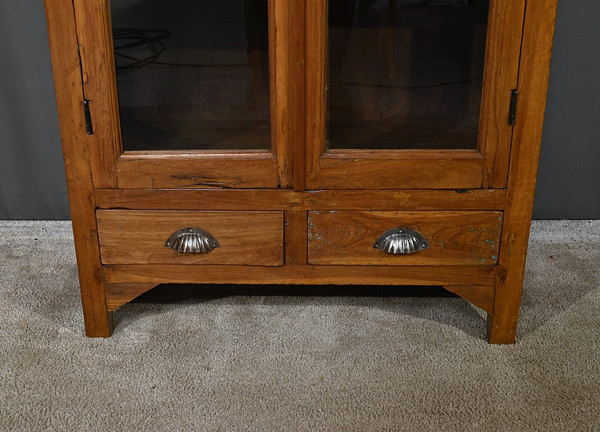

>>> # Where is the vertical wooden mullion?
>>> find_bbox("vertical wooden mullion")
[291,0,307,191]
[305,0,327,190]
[273,0,294,188]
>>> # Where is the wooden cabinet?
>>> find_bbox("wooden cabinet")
[44,0,558,343]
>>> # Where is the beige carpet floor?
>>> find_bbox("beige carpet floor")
[0,220,598,431]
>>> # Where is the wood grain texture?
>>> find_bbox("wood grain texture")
[488,0,559,344]
[479,0,527,188]
[308,211,502,266]
[105,264,497,287]
[285,211,308,265]
[106,283,158,311]
[45,0,112,336]
[292,0,307,191]
[273,0,294,188]
[97,210,284,266]
[116,153,279,189]
[318,150,484,190]
[95,188,507,211]
[305,0,327,189]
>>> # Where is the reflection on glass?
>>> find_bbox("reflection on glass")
[111,0,271,151]
[328,0,489,150]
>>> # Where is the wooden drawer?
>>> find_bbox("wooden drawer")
[308,211,502,266]
[97,210,284,266]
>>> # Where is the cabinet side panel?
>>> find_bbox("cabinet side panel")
[44,0,112,336]
[489,0,559,344]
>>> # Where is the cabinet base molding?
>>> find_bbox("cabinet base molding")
[104,264,496,287]
[101,279,495,340]
[106,283,159,311]
[105,282,495,316]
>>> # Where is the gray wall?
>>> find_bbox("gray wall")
[0,1,598,220]
[533,0,600,219]
[0,1,69,219]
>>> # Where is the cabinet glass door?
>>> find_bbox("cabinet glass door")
[328,0,488,151]
[111,1,271,152]
[306,0,527,189]
[73,0,290,189]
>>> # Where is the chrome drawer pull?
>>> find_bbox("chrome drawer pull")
[373,228,430,255]
[165,227,220,254]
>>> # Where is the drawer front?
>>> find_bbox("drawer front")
[308,211,502,266]
[97,210,284,266]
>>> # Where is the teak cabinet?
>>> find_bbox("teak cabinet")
[44,0,558,343]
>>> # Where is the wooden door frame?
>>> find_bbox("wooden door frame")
[304,0,527,190]
[71,0,294,189]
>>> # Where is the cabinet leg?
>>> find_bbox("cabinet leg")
[486,308,519,345]
[82,305,113,338]
[80,279,113,338]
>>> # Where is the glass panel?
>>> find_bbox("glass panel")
[110,0,271,151]
[327,0,489,150]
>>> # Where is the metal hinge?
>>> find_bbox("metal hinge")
[509,89,519,126]
[83,99,94,135]
[77,43,93,135]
